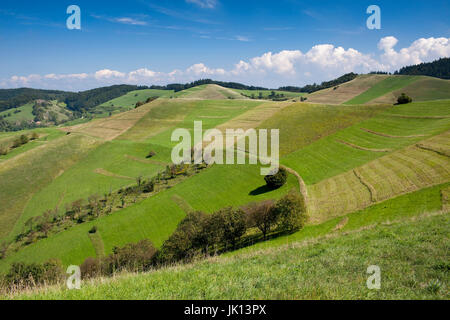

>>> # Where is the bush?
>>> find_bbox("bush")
[146,150,156,158]
[19,134,29,145]
[80,257,103,279]
[264,167,288,189]
[142,180,154,193]
[274,191,308,233]
[159,211,208,262]
[397,93,412,105]
[5,259,63,288]
[0,146,7,156]
[30,132,39,140]
[106,239,157,274]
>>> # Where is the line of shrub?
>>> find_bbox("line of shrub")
[0,132,39,156]
[0,190,306,290]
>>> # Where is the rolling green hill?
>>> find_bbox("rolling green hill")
[0,82,449,300]
[307,74,450,105]
[344,76,421,104]
[10,210,449,300]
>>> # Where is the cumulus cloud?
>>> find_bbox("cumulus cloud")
[378,36,450,70]
[2,36,449,90]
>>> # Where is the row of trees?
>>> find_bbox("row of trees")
[159,190,306,263]
[279,73,358,93]
[79,189,306,280]
[395,57,450,79]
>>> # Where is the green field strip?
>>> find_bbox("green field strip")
[0,134,101,240]
[344,76,421,105]
[307,138,450,221]
[88,231,105,258]
[171,195,194,213]
[281,101,450,185]
[0,164,297,271]
[8,140,165,240]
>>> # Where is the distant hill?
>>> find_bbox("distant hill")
[0,85,148,114]
[307,74,450,105]
[279,72,358,93]
[0,88,68,113]
[395,57,450,79]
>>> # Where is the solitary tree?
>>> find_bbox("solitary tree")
[264,167,288,189]
[397,93,412,105]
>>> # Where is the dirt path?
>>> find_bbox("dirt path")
[360,127,426,138]
[280,165,308,203]
[336,139,392,152]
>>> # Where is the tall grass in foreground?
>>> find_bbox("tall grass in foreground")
[6,212,449,300]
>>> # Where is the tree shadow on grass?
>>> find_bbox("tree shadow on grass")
[249,184,274,196]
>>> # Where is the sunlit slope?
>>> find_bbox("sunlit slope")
[15,211,449,300]
[308,130,449,223]
[95,89,174,115]
[0,133,101,239]
[307,74,388,104]
[175,84,245,100]
[1,96,449,276]
[6,99,263,241]
[370,77,450,104]
[281,100,450,184]
[0,165,297,271]
[344,76,421,105]
[257,102,392,156]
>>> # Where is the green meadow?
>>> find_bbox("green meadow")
[12,211,449,300]
[0,81,449,301]
[345,76,421,105]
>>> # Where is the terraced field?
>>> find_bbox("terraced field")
[308,132,450,222]
[282,100,450,184]
[0,83,449,282]
[371,77,450,104]
[175,84,245,100]
[344,76,420,105]
[307,74,388,104]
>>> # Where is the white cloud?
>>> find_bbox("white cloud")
[2,36,449,90]
[186,0,218,9]
[378,36,450,70]
[115,17,148,26]
[92,14,148,26]
[94,69,126,80]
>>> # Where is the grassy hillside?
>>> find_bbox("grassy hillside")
[0,88,448,285]
[174,84,245,100]
[370,77,450,104]
[0,103,34,122]
[344,76,420,104]
[307,74,388,104]
[281,100,450,184]
[95,89,174,116]
[11,211,449,300]
[233,89,305,99]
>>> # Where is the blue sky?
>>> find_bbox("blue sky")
[0,0,449,90]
